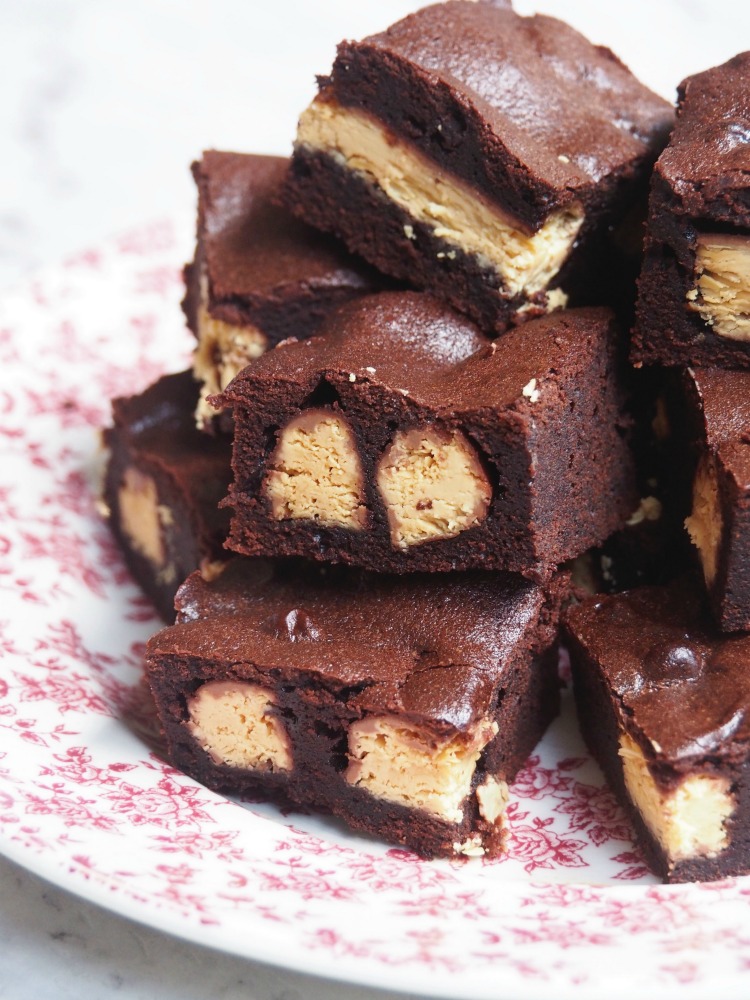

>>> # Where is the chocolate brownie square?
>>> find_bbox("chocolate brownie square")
[216,292,637,580]
[103,371,233,620]
[145,558,563,859]
[284,0,671,333]
[633,54,750,369]
[184,151,383,428]
[565,580,750,883]
[682,367,750,630]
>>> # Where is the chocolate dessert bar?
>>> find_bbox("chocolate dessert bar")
[145,558,563,859]
[183,151,382,428]
[633,54,750,369]
[216,293,637,580]
[682,367,750,630]
[283,0,671,333]
[103,371,232,620]
[565,581,750,883]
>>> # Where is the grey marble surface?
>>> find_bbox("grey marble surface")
[2,2,750,998]
[0,854,419,1000]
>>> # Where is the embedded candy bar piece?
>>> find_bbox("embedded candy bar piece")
[217,292,637,580]
[145,559,563,859]
[283,0,671,333]
[633,54,750,368]
[183,151,382,428]
[565,581,750,883]
[681,367,750,630]
[103,371,233,620]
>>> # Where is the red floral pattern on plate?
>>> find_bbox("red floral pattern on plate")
[0,224,749,1000]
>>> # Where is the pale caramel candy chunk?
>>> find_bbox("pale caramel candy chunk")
[264,409,368,529]
[187,681,292,772]
[376,426,491,549]
[345,714,499,825]
[687,234,750,342]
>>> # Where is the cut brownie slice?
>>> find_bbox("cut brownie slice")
[183,151,382,429]
[565,580,750,883]
[216,292,637,580]
[633,53,750,368]
[681,367,750,630]
[284,0,672,333]
[103,371,233,621]
[145,558,563,859]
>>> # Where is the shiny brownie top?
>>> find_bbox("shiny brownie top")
[655,53,750,223]
[108,370,232,486]
[148,558,554,730]
[195,151,376,302]
[330,1,671,207]
[218,291,617,413]
[565,580,750,761]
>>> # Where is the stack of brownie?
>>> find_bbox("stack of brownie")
[102,2,750,881]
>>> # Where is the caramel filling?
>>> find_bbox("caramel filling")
[687,234,750,341]
[346,714,498,824]
[193,271,268,427]
[187,681,292,771]
[685,456,722,587]
[296,98,583,297]
[264,409,368,529]
[376,426,491,549]
[619,732,733,864]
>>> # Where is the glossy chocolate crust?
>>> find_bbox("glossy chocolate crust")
[218,293,637,580]
[632,54,750,368]
[308,0,670,227]
[103,371,232,621]
[145,559,563,858]
[565,581,750,882]
[284,1,670,330]
[182,151,382,341]
[683,368,750,629]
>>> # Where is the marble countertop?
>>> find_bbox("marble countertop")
[1,2,749,998]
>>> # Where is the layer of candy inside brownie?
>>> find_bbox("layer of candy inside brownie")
[146,560,562,858]
[185,151,381,428]
[219,298,635,576]
[566,581,750,882]
[103,370,232,620]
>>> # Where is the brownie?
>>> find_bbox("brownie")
[184,151,383,429]
[283,0,672,333]
[103,371,233,620]
[216,292,637,580]
[145,558,563,859]
[681,367,750,630]
[565,580,750,883]
[633,54,750,369]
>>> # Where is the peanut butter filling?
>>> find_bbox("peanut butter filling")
[685,455,722,587]
[264,409,368,529]
[296,98,583,298]
[687,234,750,341]
[193,271,268,428]
[376,426,491,549]
[187,680,292,771]
[619,731,734,864]
[345,714,499,824]
[118,466,168,569]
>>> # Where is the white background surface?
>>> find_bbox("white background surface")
[1,2,750,998]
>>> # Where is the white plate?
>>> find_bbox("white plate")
[1,225,749,1000]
